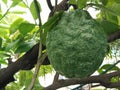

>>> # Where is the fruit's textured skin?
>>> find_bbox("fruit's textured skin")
[46,10,107,78]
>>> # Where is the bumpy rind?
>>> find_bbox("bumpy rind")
[46,9,107,78]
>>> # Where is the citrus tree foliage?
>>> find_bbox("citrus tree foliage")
[0,0,120,89]
[0,0,52,89]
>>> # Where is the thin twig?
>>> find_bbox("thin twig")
[46,0,53,11]
[28,53,47,90]
[7,57,13,65]
[0,7,11,21]
[108,30,120,42]
[55,0,58,7]
[28,0,43,89]
[54,0,58,11]
[48,0,69,17]
[53,72,59,84]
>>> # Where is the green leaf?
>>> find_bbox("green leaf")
[30,1,41,20]
[39,65,53,76]
[77,0,87,9]
[0,14,2,19]
[101,0,108,5]
[94,3,119,24]
[10,18,24,34]
[24,71,34,86]
[18,2,27,8]
[0,29,9,37]
[5,39,20,51]
[0,57,7,65]
[19,71,26,86]
[18,71,42,89]
[0,51,10,57]
[18,22,35,35]
[106,0,120,16]
[69,0,77,5]
[0,38,2,48]
[99,0,120,16]
[15,40,36,53]
[92,3,120,16]
[42,11,63,45]
[105,13,118,24]
[97,20,119,35]
[11,0,22,7]
[98,64,119,74]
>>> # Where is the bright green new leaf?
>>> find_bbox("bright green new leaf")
[39,65,53,76]
[10,18,24,34]
[11,0,22,7]
[0,28,9,37]
[18,2,27,8]
[30,1,41,20]
[0,14,2,19]
[18,22,35,35]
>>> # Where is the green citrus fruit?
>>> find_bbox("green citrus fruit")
[46,10,107,78]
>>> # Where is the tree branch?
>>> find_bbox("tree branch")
[46,0,53,11]
[108,30,120,42]
[53,72,59,84]
[43,71,120,90]
[49,0,69,17]
[0,44,39,88]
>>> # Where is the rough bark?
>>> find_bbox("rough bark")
[44,71,120,90]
